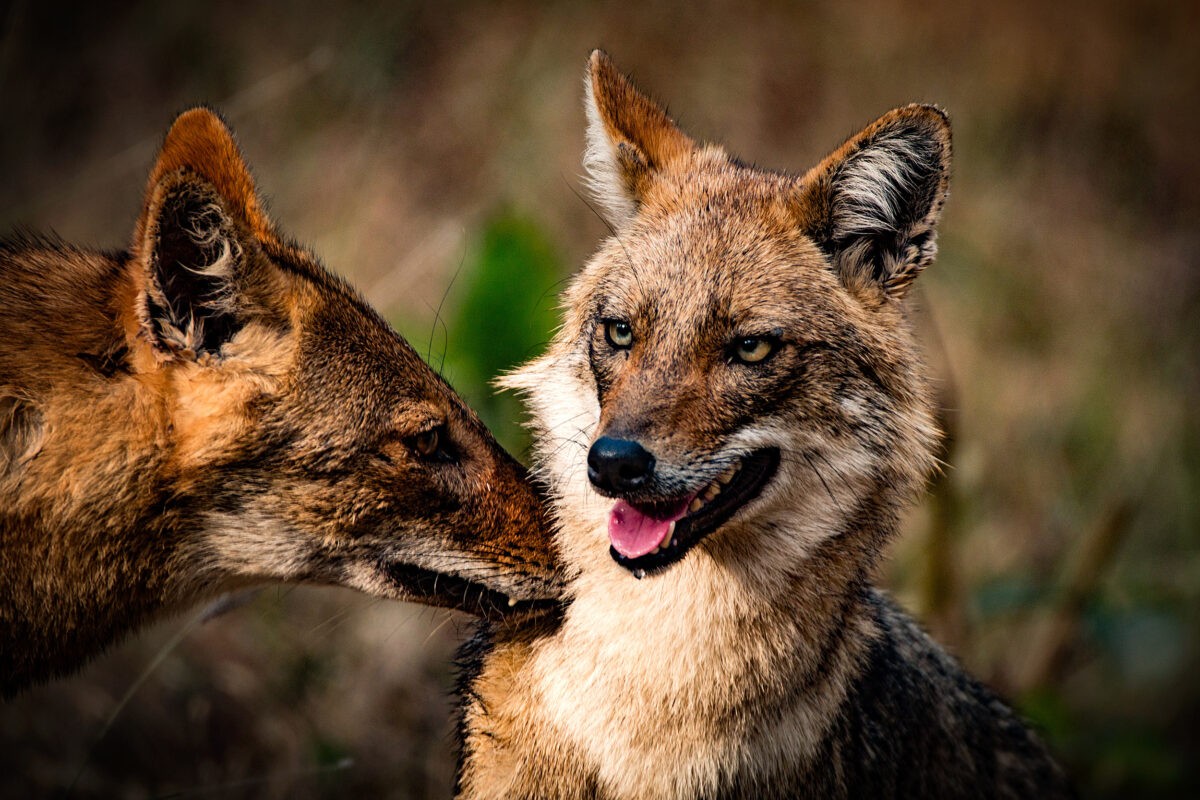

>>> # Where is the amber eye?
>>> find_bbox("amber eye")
[604,320,633,349]
[410,427,441,458]
[731,336,777,364]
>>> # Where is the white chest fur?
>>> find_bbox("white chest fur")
[522,546,856,800]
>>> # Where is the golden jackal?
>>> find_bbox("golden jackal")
[0,108,558,695]
[453,52,1072,798]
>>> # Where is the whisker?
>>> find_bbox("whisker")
[802,451,841,513]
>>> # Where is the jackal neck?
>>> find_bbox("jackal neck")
[1,241,204,693]
[0,500,196,695]
[459,514,885,800]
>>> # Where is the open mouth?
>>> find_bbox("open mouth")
[607,447,780,576]
[383,562,559,620]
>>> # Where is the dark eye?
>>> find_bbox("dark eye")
[730,335,778,365]
[408,426,444,459]
[604,319,634,349]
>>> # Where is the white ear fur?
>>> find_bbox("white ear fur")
[582,77,638,229]
[821,109,951,297]
[834,133,937,244]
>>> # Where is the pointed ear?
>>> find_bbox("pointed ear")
[131,108,275,361]
[583,50,696,228]
[797,105,951,299]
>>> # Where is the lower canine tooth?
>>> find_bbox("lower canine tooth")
[659,521,676,552]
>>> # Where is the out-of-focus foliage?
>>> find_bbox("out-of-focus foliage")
[1,0,1196,797]
[441,212,563,456]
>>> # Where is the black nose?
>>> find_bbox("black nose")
[588,436,656,494]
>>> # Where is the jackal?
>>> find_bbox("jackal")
[0,108,558,695]
[453,52,1071,798]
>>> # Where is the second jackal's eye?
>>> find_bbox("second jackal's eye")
[730,335,778,365]
[408,426,443,459]
[604,320,633,349]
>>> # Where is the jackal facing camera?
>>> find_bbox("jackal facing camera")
[453,51,1072,799]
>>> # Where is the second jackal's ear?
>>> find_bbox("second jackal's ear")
[583,50,696,227]
[131,108,275,361]
[798,105,952,299]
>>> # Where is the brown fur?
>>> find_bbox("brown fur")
[453,52,1070,799]
[0,108,560,696]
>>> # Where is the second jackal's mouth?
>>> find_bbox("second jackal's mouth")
[383,562,559,620]
[607,447,780,576]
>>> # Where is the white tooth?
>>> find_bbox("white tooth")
[507,597,517,607]
[657,522,676,552]
[688,497,704,513]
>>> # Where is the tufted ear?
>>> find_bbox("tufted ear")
[583,50,696,228]
[131,108,276,361]
[797,105,952,299]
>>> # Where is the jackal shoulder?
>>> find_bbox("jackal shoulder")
[827,590,1073,799]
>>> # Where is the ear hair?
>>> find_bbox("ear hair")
[141,107,274,243]
[130,107,275,362]
[139,176,246,359]
[803,106,951,298]
[581,50,695,229]
[582,82,641,227]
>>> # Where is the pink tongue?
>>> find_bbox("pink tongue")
[608,498,692,559]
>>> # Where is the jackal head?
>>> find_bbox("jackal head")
[122,108,557,616]
[506,53,949,588]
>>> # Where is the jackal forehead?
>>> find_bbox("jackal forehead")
[587,204,843,341]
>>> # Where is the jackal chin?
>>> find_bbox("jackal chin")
[323,538,560,620]
[608,447,781,576]
[377,560,560,621]
[200,513,559,620]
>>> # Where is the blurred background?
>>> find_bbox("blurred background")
[1,0,1196,797]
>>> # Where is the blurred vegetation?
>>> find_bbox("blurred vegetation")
[402,211,564,458]
[1,0,1197,797]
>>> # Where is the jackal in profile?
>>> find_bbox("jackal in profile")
[454,51,1071,798]
[0,108,558,695]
